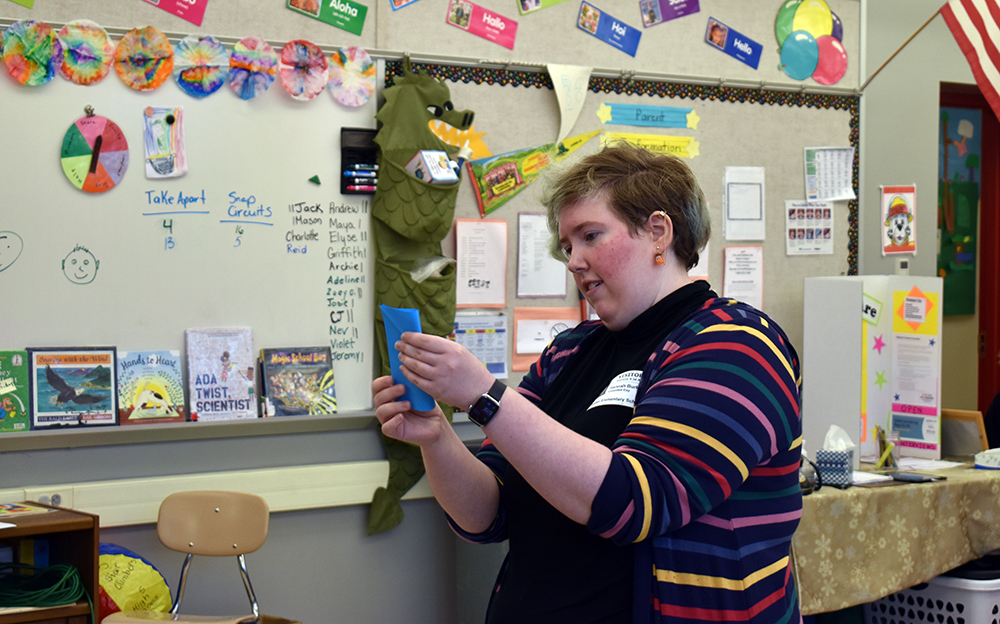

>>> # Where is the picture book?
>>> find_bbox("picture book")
[0,350,30,434]
[27,347,118,428]
[186,327,257,421]
[260,346,337,416]
[117,350,187,425]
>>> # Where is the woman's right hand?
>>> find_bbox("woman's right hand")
[372,375,448,447]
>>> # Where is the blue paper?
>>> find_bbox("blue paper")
[380,304,436,411]
[705,17,762,70]
[577,1,642,57]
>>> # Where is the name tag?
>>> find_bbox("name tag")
[577,2,642,57]
[589,370,642,410]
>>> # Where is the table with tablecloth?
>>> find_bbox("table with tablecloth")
[791,464,1000,615]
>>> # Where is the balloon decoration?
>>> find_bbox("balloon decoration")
[780,30,818,80]
[812,35,848,85]
[775,0,848,85]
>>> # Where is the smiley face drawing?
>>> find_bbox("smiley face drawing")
[0,232,23,273]
[62,244,100,284]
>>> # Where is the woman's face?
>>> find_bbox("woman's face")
[558,197,658,331]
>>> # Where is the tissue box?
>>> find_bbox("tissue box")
[405,150,458,185]
[816,449,853,486]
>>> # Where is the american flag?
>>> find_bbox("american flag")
[940,0,1000,121]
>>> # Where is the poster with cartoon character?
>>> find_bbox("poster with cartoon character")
[881,185,916,255]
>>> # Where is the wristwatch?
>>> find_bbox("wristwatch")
[467,379,506,426]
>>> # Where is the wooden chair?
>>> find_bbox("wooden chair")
[104,490,296,624]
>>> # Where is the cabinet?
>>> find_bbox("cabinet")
[0,503,99,624]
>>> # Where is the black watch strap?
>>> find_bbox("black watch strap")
[467,379,506,426]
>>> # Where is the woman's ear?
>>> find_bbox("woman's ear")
[648,210,673,250]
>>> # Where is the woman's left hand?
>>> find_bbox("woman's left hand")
[395,332,495,409]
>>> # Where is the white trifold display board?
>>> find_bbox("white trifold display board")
[802,275,944,468]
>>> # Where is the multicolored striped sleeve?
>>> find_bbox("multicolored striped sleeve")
[448,320,603,544]
[587,301,802,545]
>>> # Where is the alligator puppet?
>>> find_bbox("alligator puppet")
[368,61,475,535]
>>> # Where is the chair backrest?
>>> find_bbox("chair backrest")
[158,490,269,556]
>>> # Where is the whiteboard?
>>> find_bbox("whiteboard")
[0,60,377,411]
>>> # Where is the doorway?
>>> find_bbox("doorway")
[940,82,999,413]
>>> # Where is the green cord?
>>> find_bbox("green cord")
[0,563,95,622]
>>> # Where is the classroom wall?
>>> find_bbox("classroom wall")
[859,0,980,411]
[7,1,975,622]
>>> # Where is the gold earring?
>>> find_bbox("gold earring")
[654,246,664,265]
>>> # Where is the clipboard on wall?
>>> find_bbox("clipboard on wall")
[940,409,989,456]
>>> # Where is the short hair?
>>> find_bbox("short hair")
[542,141,710,270]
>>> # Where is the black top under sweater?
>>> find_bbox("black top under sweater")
[485,281,715,624]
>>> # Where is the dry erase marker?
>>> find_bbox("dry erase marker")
[347,185,376,192]
[349,164,379,171]
[343,170,378,177]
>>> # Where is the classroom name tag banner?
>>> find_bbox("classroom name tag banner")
[597,102,700,129]
[705,17,761,69]
[142,0,209,27]
[639,0,699,28]
[602,132,699,158]
[577,1,641,57]
[286,0,368,36]
[446,0,518,50]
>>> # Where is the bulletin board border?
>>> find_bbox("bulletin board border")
[386,61,860,275]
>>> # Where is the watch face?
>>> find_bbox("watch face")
[470,395,500,425]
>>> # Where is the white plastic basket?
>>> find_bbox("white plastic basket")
[863,574,1000,624]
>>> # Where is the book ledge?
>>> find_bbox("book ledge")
[0,411,377,453]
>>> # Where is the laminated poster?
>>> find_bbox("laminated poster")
[142,0,209,27]
[467,129,601,216]
[446,0,518,50]
[705,17,761,69]
[577,1,642,57]
[287,0,368,36]
[640,0,699,27]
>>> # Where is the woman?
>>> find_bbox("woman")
[372,143,803,623]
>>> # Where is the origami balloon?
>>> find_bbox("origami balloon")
[774,0,802,47]
[792,0,833,39]
[830,11,843,41]
[780,30,819,80]
[812,35,848,85]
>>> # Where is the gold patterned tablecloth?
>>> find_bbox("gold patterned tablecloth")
[792,464,1000,615]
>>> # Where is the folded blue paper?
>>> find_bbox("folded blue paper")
[380,304,436,411]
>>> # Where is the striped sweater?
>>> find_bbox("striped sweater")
[453,297,803,624]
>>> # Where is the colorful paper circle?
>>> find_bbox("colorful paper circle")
[792,0,833,39]
[812,35,848,85]
[774,0,801,47]
[61,115,129,193]
[3,19,63,86]
[114,26,174,91]
[780,30,819,80]
[328,46,376,107]
[279,40,328,101]
[229,36,278,100]
[58,20,114,86]
[174,35,229,98]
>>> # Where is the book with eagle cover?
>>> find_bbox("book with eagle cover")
[117,350,187,425]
